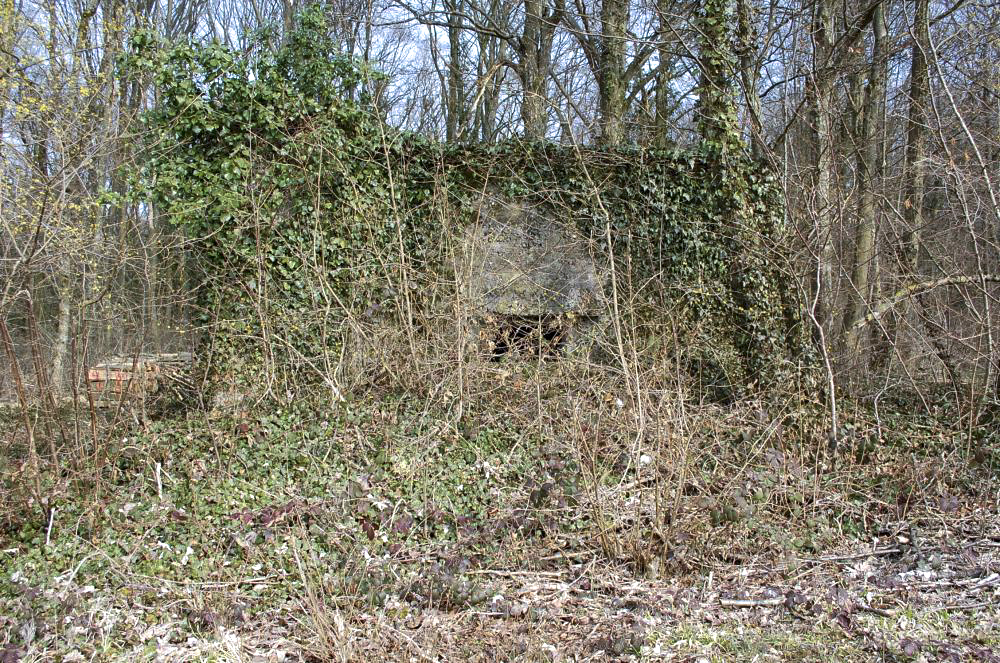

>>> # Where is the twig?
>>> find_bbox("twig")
[720,597,785,608]
[45,507,56,546]
[968,572,999,593]
[803,547,901,564]
[126,575,283,589]
[537,550,593,562]
[467,569,565,577]
[857,601,895,617]
[852,274,1000,330]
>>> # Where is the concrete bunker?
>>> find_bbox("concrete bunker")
[460,197,605,360]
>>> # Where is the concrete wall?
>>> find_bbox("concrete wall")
[461,198,603,316]
[460,197,606,359]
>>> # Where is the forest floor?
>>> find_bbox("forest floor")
[1,384,998,662]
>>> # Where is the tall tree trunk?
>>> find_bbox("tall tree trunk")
[475,11,505,142]
[519,0,547,140]
[842,0,886,354]
[597,0,627,145]
[281,0,296,42]
[518,0,564,140]
[696,0,738,153]
[806,0,836,339]
[519,60,547,139]
[906,0,962,388]
[735,0,764,157]
[903,0,930,273]
[50,285,72,395]
[653,0,673,144]
[445,0,466,141]
[874,0,938,379]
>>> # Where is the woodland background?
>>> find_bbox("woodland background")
[1,0,999,659]
[1,0,998,405]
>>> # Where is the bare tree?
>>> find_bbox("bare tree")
[842,0,886,353]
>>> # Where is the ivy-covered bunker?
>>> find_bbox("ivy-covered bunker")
[136,19,805,398]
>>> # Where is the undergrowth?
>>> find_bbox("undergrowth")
[1,362,996,660]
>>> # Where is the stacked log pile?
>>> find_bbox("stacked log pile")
[87,352,194,404]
